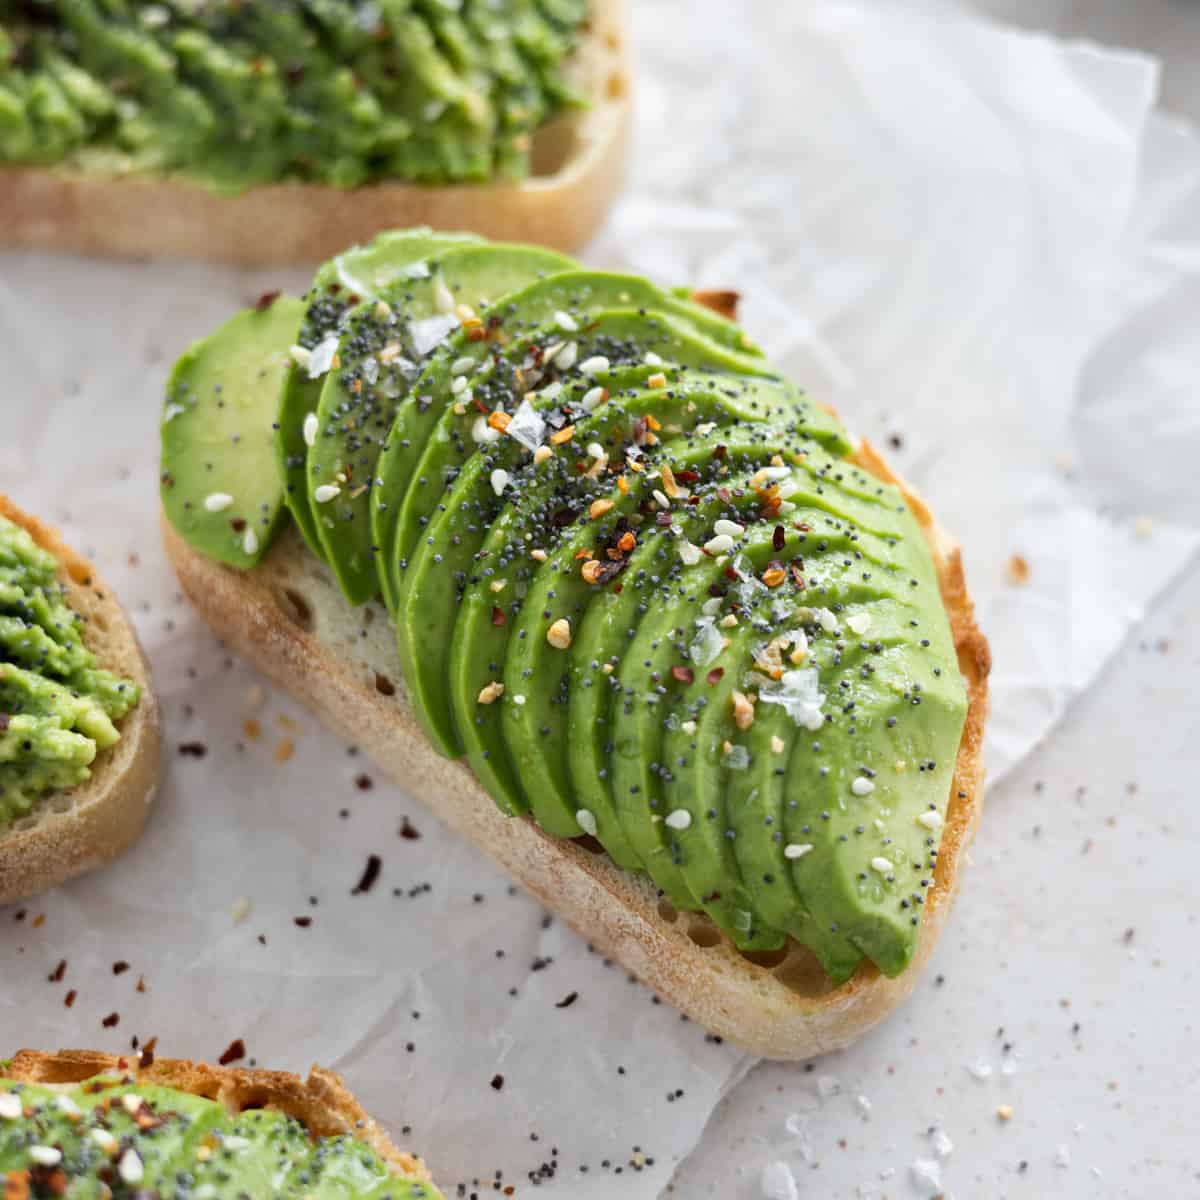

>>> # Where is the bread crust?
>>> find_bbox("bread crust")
[1,1048,433,1186]
[161,435,989,1060]
[0,496,161,905]
[0,0,630,265]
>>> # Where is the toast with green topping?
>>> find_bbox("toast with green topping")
[0,0,628,264]
[160,230,990,1058]
[0,497,160,905]
[1,1048,442,1198]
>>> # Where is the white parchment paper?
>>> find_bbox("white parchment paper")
[2,3,1198,1196]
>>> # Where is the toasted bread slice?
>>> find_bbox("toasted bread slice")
[1,1048,436,1189]
[162,437,989,1061]
[0,0,630,265]
[0,496,161,905]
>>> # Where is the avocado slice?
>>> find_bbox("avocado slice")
[395,310,782,759]
[161,295,305,569]
[447,379,807,832]
[277,229,482,561]
[307,241,576,604]
[375,269,771,607]
[498,415,825,866]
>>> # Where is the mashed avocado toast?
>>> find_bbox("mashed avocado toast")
[0,497,159,905]
[160,228,990,1057]
[0,1049,442,1199]
[0,1,630,263]
[0,0,587,189]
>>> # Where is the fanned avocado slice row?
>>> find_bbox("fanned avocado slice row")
[375,268,778,605]
[307,242,576,604]
[500,419,836,860]
[277,229,484,560]
[657,529,897,965]
[395,313,796,759]
[161,296,306,569]
[454,393,813,835]
[558,455,798,916]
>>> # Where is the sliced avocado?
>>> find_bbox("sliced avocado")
[499,416,821,867]
[375,268,774,609]
[161,296,305,569]
[395,312,782,759]
[308,241,575,604]
[277,229,481,560]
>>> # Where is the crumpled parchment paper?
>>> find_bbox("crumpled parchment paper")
[1,2,1198,1196]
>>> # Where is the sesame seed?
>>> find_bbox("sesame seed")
[917,810,944,830]
[490,469,510,497]
[870,856,893,873]
[580,355,611,376]
[665,809,692,831]
[118,1148,145,1184]
[851,777,876,797]
[242,528,259,556]
[0,1094,21,1120]
[204,492,234,513]
[784,843,813,860]
[576,809,598,836]
[554,310,578,332]
[303,412,319,447]
[314,484,341,503]
[30,1146,63,1166]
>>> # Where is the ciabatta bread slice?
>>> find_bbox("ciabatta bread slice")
[0,0,629,265]
[1,1048,436,1189]
[0,496,161,905]
[162,442,989,1061]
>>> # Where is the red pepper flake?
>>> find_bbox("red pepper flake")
[112,961,130,976]
[712,444,727,460]
[254,290,281,312]
[355,773,373,791]
[352,854,383,895]
[48,959,66,983]
[671,666,694,684]
[555,991,579,1009]
[101,1012,120,1028]
[400,816,422,840]
[675,469,699,484]
[136,976,146,994]
[178,742,207,758]
[63,990,77,1009]
[491,1074,505,1091]
[706,668,725,685]
[138,1037,158,1068]
[293,916,312,928]
[31,913,45,930]
[716,487,732,503]
[218,1038,246,1066]
[491,606,506,627]
[789,562,806,589]
[773,525,786,552]
[28,1166,66,1196]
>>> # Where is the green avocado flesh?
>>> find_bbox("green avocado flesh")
[0,1076,442,1199]
[0,1,588,190]
[160,229,969,981]
[0,513,140,834]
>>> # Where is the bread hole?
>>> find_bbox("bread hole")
[89,613,109,633]
[656,898,678,924]
[373,672,396,698]
[685,920,722,949]
[606,71,626,102]
[571,834,606,856]
[772,945,835,998]
[605,30,620,52]
[742,946,790,971]
[276,587,314,633]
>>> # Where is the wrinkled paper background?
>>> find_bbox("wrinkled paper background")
[2,1,1198,1195]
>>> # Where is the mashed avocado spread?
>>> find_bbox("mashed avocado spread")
[0,512,139,833]
[0,0,588,190]
[161,230,970,983]
[0,1075,442,1198]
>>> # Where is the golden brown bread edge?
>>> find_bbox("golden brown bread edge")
[1,1048,434,1187]
[0,496,162,906]
[0,0,630,265]
[160,436,990,1061]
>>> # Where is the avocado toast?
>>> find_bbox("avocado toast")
[1,1049,441,1198]
[160,229,990,1059]
[0,0,629,263]
[0,496,160,905]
